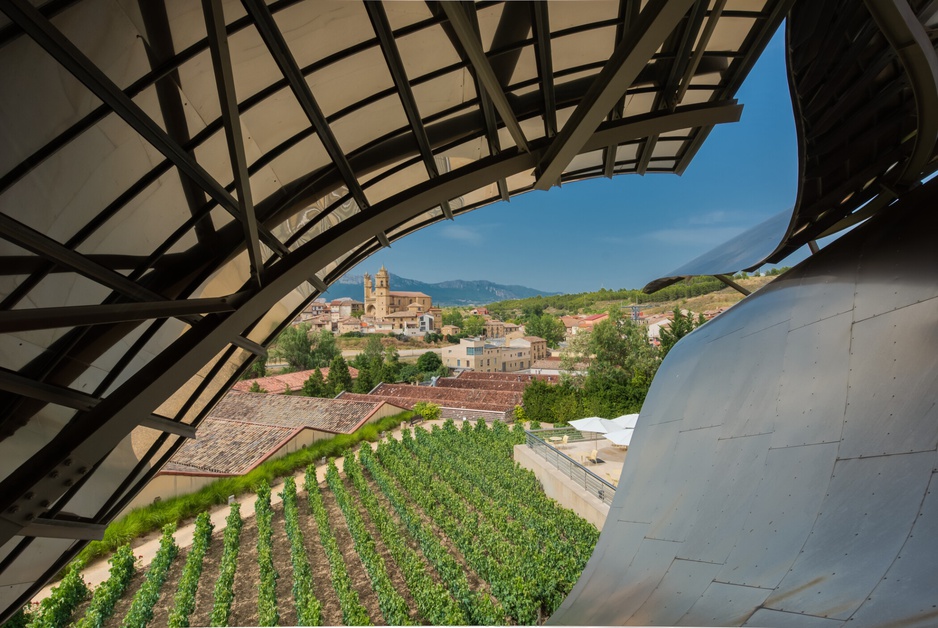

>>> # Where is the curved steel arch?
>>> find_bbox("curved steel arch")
[0,0,790,618]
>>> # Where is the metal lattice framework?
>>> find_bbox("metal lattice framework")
[0,0,789,613]
[4,0,932,619]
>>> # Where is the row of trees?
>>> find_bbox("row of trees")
[521,308,704,423]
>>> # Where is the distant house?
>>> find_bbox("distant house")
[330,297,364,322]
[442,324,461,336]
[124,393,406,512]
[442,337,531,373]
[337,316,364,334]
[470,307,489,316]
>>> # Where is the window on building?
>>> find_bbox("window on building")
[457,359,460,367]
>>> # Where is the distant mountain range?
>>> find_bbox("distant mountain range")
[321,273,558,306]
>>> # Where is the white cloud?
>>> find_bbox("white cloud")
[439,224,483,244]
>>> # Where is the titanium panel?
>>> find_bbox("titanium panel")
[848,466,938,627]
[554,183,938,624]
[770,311,851,448]
[839,298,938,459]
[764,452,935,619]
[744,608,846,627]
[678,581,772,626]
[631,558,723,626]
[716,442,839,590]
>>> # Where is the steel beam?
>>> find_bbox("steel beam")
[241,0,370,212]
[19,518,106,541]
[534,0,694,189]
[364,2,455,220]
[0,368,99,412]
[864,0,938,187]
[0,0,242,233]
[440,2,530,153]
[0,213,172,305]
[0,0,290,262]
[0,101,742,541]
[0,296,238,333]
[462,3,509,201]
[603,0,641,178]
[532,1,557,138]
[715,274,751,296]
[203,0,264,288]
[140,414,197,439]
[0,213,263,350]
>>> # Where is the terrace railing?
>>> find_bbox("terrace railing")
[525,429,616,506]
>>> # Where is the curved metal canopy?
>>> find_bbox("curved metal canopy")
[645,0,938,292]
[0,0,790,617]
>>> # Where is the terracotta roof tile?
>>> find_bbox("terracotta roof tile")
[162,392,400,476]
[232,367,359,395]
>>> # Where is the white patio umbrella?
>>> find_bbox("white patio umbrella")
[569,417,621,433]
[604,428,635,447]
[612,413,640,429]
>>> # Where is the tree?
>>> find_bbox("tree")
[362,334,385,372]
[326,354,353,395]
[248,381,267,393]
[302,368,327,397]
[274,323,314,370]
[416,351,443,373]
[310,329,339,367]
[241,355,267,380]
[442,309,464,327]
[398,363,421,383]
[461,314,485,336]
[380,346,401,382]
[524,314,566,347]
[412,401,441,422]
[659,308,702,359]
[353,365,375,393]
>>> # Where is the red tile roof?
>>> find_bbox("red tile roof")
[232,367,360,394]
[163,391,401,476]
[389,290,430,298]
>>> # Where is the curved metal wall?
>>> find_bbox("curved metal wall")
[550,179,938,626]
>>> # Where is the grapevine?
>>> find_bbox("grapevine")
[76,544,135,628]
[167,512,214,627]
[121,523,178,628]
[209,503,242,627]
[280,476,322,626]
[304,465,372,626]
[254,481,279,627]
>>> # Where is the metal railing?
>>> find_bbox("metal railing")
[525,429,616,506]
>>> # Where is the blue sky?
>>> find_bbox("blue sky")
[356,27,800,295]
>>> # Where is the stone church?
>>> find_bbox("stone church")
[363,266,441,332]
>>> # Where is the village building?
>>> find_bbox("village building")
[329,297,364,322]
[124,393,404,512]
[363,266,441,332]
[442,337,532,373]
